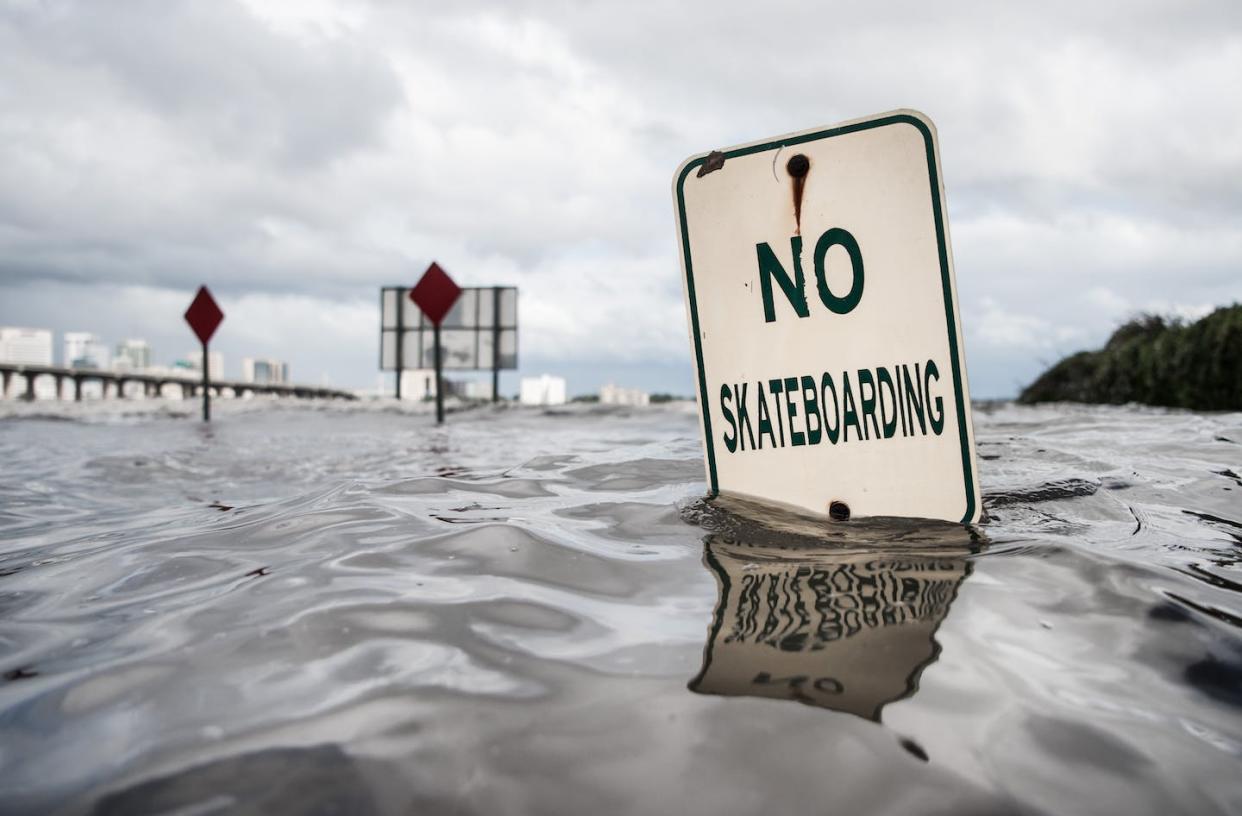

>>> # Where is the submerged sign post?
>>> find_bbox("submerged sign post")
[673,110,980,523]
[409,262,462,425]
[184,285,224,423]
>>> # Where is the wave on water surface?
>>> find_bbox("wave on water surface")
[0,400,1240,815]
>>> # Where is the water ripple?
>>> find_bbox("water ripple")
[0,402,1239,814]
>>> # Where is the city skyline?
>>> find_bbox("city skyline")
[0,313,660,398]
[0,323,294,384]
[0,319,643,401]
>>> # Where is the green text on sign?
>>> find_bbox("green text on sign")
[758,228,865,323]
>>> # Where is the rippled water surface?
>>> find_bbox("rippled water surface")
[2,400,1241,815]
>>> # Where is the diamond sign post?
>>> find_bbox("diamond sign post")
[184,285,224,422]
[409,262,462,424]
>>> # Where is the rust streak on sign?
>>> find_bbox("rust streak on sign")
[786,153,810,235]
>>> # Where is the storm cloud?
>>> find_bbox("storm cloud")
[1,0,1239,395]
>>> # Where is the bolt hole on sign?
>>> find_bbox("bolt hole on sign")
[672,110,981,523]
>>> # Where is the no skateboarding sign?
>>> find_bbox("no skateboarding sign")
[673,110,980,523]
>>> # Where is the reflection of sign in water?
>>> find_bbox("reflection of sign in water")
[690,539,970,721]
[380,286,518,371]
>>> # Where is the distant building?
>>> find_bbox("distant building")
[114,339,151,371]
[64,332,110,370]
[243,357,287,385]
[189,350,226,380]
[459,379,494,400]
[600,383,650,406]
[62,332,110,399]
[0,327,55,399]
[520,375,567,406]
[398,369,437,401]
[0,327,53,365]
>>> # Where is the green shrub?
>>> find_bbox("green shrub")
[1018,305,1242,410]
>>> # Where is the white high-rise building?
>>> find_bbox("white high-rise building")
[64,332,111,370]
[243,357,288,385]
[114,339,151,371]
[520,375,567,406]
[0,327,53,365]
[188,350,225,380]
[0,327,55,399]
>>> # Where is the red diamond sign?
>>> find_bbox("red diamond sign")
[184,285,224,344]
[410,262,461,326]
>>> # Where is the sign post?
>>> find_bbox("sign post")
[184,285,224,423]
[394,289,404,401]
[200,339,208,420]
[409,262,462,425]
[672,110,981,523]
[433,320,443,422]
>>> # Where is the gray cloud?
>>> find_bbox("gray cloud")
[0,0,1239,396]
[5,0,402,166]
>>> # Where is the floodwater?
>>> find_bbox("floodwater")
[1,399,1240,815]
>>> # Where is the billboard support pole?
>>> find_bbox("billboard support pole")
[434,322,444,424]
[394,289,404,401]
[492,287,500,403]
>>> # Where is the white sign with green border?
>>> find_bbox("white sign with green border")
[673,110,981,523]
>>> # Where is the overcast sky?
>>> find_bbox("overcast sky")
[1,0,1238,396]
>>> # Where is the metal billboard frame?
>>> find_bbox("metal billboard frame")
[380,285,518,401]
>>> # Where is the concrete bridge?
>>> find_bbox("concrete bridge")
[0,363,357,402]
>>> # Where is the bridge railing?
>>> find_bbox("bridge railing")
[0,363,356,402]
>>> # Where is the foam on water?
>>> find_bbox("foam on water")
[0,400,1240,815]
